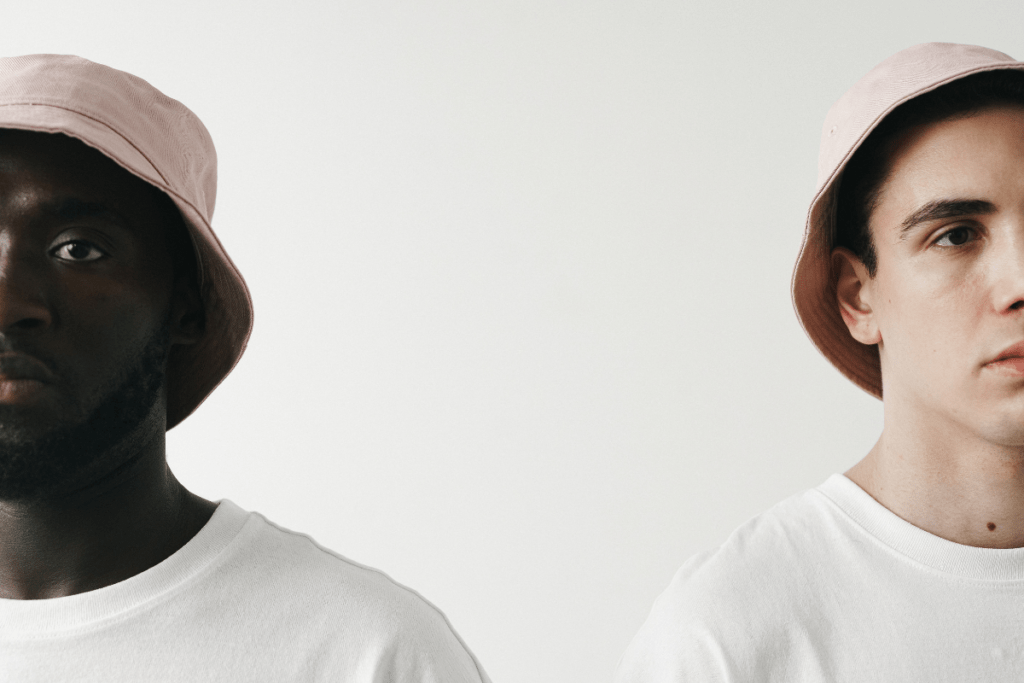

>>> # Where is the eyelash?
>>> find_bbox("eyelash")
[932,225,978,248]
[50,240,107,263]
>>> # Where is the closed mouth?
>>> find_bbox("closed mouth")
[0,354,56,383]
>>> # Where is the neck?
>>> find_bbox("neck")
[0,430,215,600]
[847,395,1024,549]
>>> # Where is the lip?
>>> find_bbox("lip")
[0,353,56,384]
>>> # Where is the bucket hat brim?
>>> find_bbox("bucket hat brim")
[793,43,1024,399]
[0,55,253,428]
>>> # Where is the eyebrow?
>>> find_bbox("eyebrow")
[898,199,996,239]
[33,197,134,231]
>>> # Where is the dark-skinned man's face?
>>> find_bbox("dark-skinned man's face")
[0,130,199,501]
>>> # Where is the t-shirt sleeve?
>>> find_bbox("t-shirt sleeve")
[371,592,492,683]
[613,550,734,683]
[233,513,493,683]
[613,604,731,683]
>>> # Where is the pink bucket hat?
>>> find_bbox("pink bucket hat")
[792,43,1024,399]
[0,54,253,428]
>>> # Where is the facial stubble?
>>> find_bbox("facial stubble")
[0,328,171,501]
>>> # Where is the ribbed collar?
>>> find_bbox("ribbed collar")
[817,474,1024,582]
[0,499,251,639]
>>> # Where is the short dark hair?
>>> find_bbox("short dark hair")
[834,70,1024,276]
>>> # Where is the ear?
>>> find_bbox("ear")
[168,274,205,346]
[832,247,881,345]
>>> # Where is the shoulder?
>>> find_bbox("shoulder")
[615,486,848,682]
[208,504,491,682]
[237,510,438,619]
[670,486,844,616]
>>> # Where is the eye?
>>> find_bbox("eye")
[51,240,107,263]
[933,226,976,247]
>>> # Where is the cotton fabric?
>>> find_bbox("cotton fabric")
[0,501,491,683]
[614,475,1024,682]
[0,53,253,428]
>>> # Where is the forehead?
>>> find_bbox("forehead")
[0,129,164,219]
[875,106,1024,224]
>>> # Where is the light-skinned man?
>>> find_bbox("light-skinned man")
[615,42,1024,681]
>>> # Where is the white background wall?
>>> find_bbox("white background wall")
[3,2,1023,681]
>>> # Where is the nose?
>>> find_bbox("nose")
[0,248,52,334]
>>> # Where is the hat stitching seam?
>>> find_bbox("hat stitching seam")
[0,102,171,187]
[794,60,1024,400]
[0,102,224,293]
[808,62,1024,236]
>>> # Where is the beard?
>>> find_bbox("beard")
[0,328,171,502]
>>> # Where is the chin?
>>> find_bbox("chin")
[0,377,166,502]
[970,405,1024,448]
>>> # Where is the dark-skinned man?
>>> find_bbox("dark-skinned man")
[0,54,490,683]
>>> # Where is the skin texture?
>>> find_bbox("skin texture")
[0,130,215,599]
[834,105,1024,549]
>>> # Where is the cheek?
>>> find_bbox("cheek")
[53,275,170,359]
[877,265,986,374]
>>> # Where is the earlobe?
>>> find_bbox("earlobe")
[832,247,881,345]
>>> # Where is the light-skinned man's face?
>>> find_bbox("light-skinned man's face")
[0,130,199,501]
[836,105,1024,445]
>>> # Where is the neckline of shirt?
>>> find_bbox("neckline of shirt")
[0,499,252,638]
[817,474,1024,581]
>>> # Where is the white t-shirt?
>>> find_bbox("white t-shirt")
[0,500,491,683]
[615,474,1024,682]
